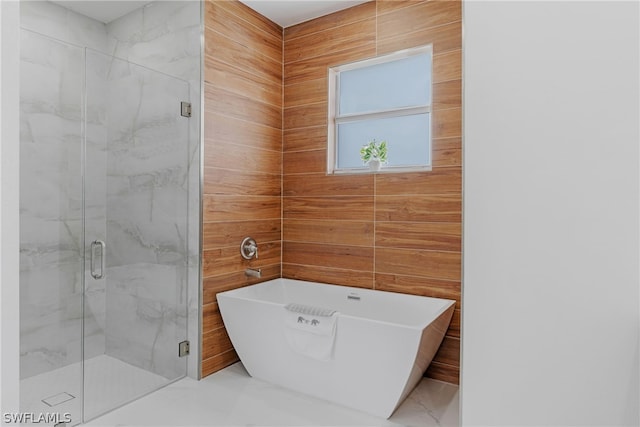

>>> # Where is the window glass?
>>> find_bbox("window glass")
[328,45,432,174]
[336,113,431,169]
[339,53,431,115]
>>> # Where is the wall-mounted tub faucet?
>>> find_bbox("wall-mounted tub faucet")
[245,268,262,278]
[240,237,258,260]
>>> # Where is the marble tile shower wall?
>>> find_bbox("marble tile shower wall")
[19,1,201,380]
[103,0,201,379]
[20,2,108,380]
[95,50,190,379]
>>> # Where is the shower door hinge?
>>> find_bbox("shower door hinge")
[178,340,190,357]
[180,101,192,118]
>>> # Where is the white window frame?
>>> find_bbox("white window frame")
[327,44,433,175]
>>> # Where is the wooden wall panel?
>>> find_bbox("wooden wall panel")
[283,196,374,221]
[283,242,374,272]
[432,336,461,367]
[283,0,378,297]
[204,138,282,174]
[376,0,419,15]
[283,103,328,129]
[282,264,375,289]
[282,0,462,384]
[201,350,240,377]
[375,194,462,222]
[283,126,327,152]
[375,273,461,304]
[375,168,462,196]
[202,195,280,222]
[377,1,461,39]
[283,219,374,246]
[375,248,461,281]
[283,150,326,175]
[202,219,281,250]
[201,0,461,385]
[205,59,281,107]
[204,111,281,153]
[284,78,327,107]
[377,19,462,56]
[433,80,462,110]
[202,327,234,360]
[211,0,281,40]
[284,1,376,40]
[432,137,462,167]
[283,173,374,197]
[202,264,281,306]
[284,19,376,64]
[202,0,282,378]
[449,309,461,338]
[204,29,281,84]
[284,45,377,85]
[204,168,281,196]
[433,107,462,139]
[202,302,223,332]
[375,222,461,252]
[206,1,282,62]
[433,50,462,83]
[202,242,281,278]
[204,86,281,129]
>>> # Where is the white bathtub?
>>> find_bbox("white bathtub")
[217,278,455,418]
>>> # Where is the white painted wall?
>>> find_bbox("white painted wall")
[462,1,639,425]
[1,0,21,421]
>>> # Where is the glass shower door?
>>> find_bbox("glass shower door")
[83,49,190,421]
[19,28,84,426]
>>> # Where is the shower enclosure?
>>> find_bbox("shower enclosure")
[19,1,199,423]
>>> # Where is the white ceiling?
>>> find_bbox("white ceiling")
[50,1,151,24]
[239,0,370,28]
[49,0,369,28]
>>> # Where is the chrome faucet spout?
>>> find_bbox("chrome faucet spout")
[245,268,261,278]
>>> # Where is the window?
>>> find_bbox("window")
[327,45,433,174]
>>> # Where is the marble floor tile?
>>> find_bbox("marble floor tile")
[87,362,459,427]
[21,355,170,426]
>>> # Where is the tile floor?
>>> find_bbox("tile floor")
[86,362,459,427]
[21,355,170,425]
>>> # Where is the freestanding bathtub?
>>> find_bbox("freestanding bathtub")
[217,278,455,418]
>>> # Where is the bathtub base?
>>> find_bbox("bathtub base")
[218,279,455,419]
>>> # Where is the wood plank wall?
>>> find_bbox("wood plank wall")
[202,0,462,384]
[202,0,283,377]
[282,0,462,383]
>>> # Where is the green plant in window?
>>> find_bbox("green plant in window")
[360,139,387,165]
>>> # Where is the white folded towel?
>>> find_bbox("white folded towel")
[283,303,338,361]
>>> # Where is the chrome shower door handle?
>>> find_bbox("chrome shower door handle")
[90,240,105,279]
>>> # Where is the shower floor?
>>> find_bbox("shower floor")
[20,355,169,426]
